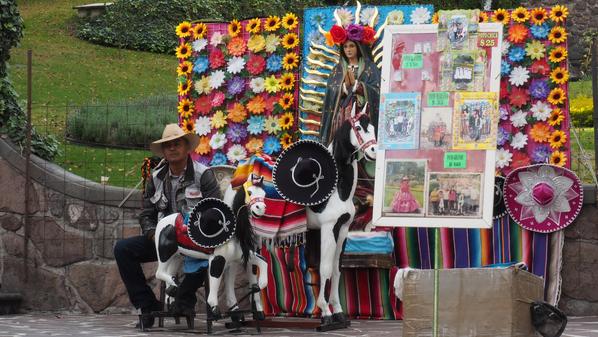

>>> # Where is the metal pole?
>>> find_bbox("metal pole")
[433,228,440,337]
[591,38,598,200]
[24,49,33,282]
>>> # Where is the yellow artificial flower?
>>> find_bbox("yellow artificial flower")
[265,116,281,134]
[211,110,227,129]
[265,34,280,53]
[182,119,195,134]
[549,47,568,63]
[492,9,510,25]
[279,93,294,110]
[548,26,567,44]
[264,75,280,94]
[548,108,564,127]
[282,52,299,71]
[432,12,439,24]
[279,112,294,130]
[228,19,242,37]
[195,136,211,155]
[280,133,293,149]
[549,130,567,149]
[549,5,569,23]
[247,35,266,53]
[176,21,192,38]
[175,43,192,59]
[194,75,211,95]
[282,13,299,30]
[511,7,530,23]
[550,67,569,85]
[176,61,193,77]
[245,137,264,154]
[279,73,295,91]
[548,87,566,105]
[193,23,208,39]
[177,79,191,96]
[264,16,281,32]
[530,8,548,25]
[550,151,567,167]
[178,98,193,119]
[282,32,299,50]
[246,18,262,34]
[529,123,551,143]
[525,40,546,60]
[479,12,489,23]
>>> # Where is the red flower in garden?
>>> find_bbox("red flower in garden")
[209,49,225,69]
[509,87,529,108]
[247,54,266,75]
[530,58,550,76]
[194,95,212,115]
[330,25,347,44]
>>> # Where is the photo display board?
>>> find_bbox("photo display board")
[373,21,503,228]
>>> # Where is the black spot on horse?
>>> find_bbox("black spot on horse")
[324,278,331,303]
[337,163,354,202]
[358,114,370,131]
[158,225,177,262]
[333,213,350,242]
[210,255,226,278]
[252,265,258,275]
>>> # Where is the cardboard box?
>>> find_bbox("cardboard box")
[402,268,543,337]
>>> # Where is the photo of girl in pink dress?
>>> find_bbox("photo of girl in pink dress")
[391,177,421,213]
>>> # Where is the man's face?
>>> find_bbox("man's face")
[161,138,189,163]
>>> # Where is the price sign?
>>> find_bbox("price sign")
[478,32,499,48]
[427,92,450,107]
[402,54,424,69]
[444,152,467,169]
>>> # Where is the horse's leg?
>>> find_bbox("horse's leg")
[329,219,351,323]
[223,263,239,309]
[247,252,268,320]
[317,223,337,323]
[207,246,230,319]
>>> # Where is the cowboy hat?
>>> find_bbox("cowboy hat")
[187,198,237,249]
[150,123,199,157]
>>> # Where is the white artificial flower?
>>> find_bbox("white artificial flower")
[194,75,211,95]
[250,77,265,94]
[511,132,528,150]
[410,7,431,24]
[209,132,226,150]
[496,148,513,169]
[510,110,528,128]
[360,7,379,26]
[531,101,552,121]
[387,10,404,25]
[227,56,245,74]
[209,70,225,89]
[509,66,530,87]
[195,116,211,136]
[227,144,247,163]
[192,39,207,53]
[336,8,354,27]
[502,40,510,56]
[210,32,224,47]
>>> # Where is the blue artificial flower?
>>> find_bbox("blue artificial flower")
[497,126,510,146]
[193,56,209,74]
[266,54,282,73]
[532,144,552,163]
[501,60,512,76]
[263,136,281,155]
[247,115,265,135]
[309,12,328,30]
[210,152,227,166]
[508,47,525,63]
[530,23,550,40]
[529,79,550,100]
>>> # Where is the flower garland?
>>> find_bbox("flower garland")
[489,5,570,173]
[175,14,300,164]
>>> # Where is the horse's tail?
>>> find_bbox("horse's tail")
[232,186,257,268]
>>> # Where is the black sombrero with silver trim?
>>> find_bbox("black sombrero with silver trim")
[273,140,338,206]
[188,198,236,248]
[493,176,507,219]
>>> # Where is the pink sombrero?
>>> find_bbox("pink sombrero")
[503,164,583,233]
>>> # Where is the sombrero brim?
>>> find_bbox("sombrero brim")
[187,197,236,248]
[503,164,583,233]
[273,140,338,206]
[150,132,200,157]
[493,176,507,219]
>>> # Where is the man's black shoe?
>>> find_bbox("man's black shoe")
[171,302,196,316]
[136,301,162,329]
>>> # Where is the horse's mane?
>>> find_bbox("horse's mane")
[231,185,257,268]
[332,114,370,165]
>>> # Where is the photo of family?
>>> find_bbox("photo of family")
[437,9,480,51]
[426,172,483,218]
[378,92,421,150]
[452,92,498,150]
[383,159,427,216]
[420,108,452,149]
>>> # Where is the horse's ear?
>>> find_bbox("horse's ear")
[258,176,264,185]
[248,173,256,182]
[361,102,369,116]
[350,101,357,118]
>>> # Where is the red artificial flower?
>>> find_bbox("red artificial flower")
[211,91,225,107]
[209,49,225,69]
[511,150,531,169]
[530,58,550,76]
[194,95,212,115]
[509,87,529,108]
[264,93,280,113]
[330,25,347,44]
[247,54,266,76]
[363,26,376,44]
[500,81,509,101]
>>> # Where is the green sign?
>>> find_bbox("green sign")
[427,92,450,107]
[444,152,467,169]
[402,54,424,69]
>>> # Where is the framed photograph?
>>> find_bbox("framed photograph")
[378,92,421,150]
[426,172,483,218]
[437,9,480,51]
[382,159,427,216]
[452,92,499,150]
[420,107,452,149]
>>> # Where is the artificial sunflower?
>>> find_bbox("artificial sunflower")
[550,67,569,85]
[211,110,227,129]
[279,112,294,130]
[195,136,211,155]
[227,103,247,123]
[549,130,567,149]
[177,80,192,96]
[282,13,298,30]
[282,52,299,71]
[478,12,489,23]
[246,95,266,114]
[176,61,193,77]
[228,19,242,37]
[492,8,510,25]
[507,24,528,44]
[176,21,192,38]
[178,98,194,118]
[264,16,281,32]
[548,26,567,44]
[530,7,548,25]
[175,43,192,59]
[548,108,564,127]
[549,47,568,63]
[280,133,293,149]
[279,73,295,91]
[282,33,299,50]
[182,119,195,134]
[246,18,262,34]
[193,23,208,39]
[550,151,567,167]
[529,122,551,143]
[548,87,566,105]
[245,137,264,154]
[549,5,568,23]
[432,12,439,24]
[279,93,294,110]
[512,7,530,23]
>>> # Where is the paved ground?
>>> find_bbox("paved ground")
[0,313,596,336]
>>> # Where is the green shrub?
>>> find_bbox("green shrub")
[570,96,594,128]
